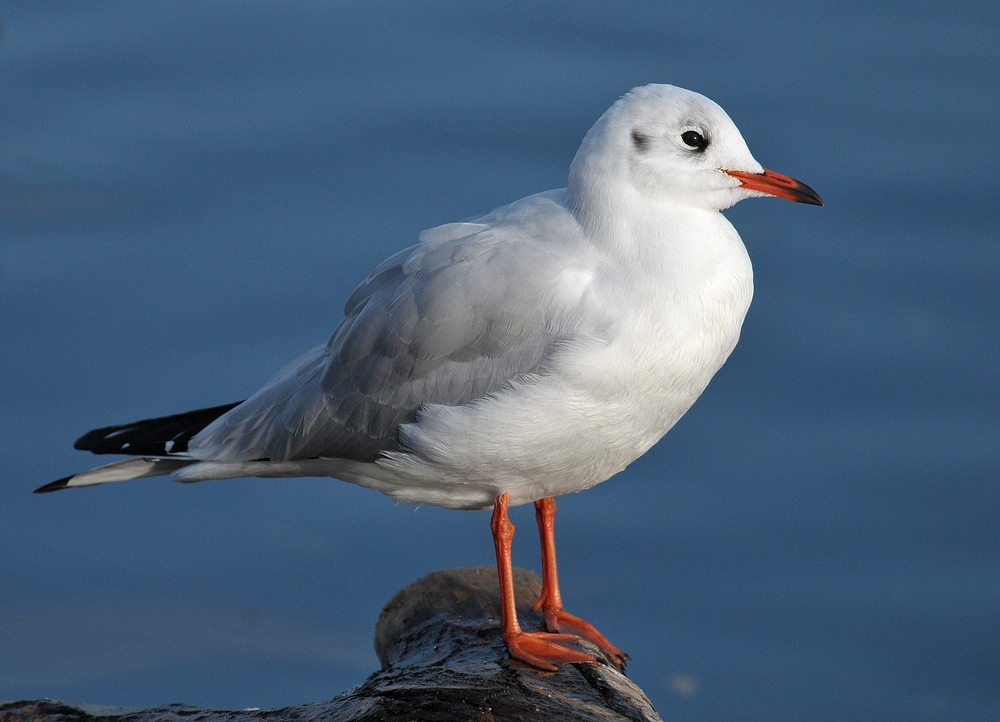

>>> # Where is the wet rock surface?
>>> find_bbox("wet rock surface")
[2,567,661,722]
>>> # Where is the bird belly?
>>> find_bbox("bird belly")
[353,291,749,510]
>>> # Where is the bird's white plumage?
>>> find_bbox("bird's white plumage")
[60,85,774,509]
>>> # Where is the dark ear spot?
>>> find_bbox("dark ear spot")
[631,129,649,152]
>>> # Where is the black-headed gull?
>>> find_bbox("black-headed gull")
[39,84,821,670]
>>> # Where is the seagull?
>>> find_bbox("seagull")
[38,84,822,671]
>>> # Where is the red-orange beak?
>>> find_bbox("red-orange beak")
[725,168,823,206]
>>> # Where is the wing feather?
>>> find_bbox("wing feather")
[190,190,593,464]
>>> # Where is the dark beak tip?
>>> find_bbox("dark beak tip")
[802,189,825,207]
[793,179,824,207]
[802,188,826,206]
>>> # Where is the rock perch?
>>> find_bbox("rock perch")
[1,567,661,722]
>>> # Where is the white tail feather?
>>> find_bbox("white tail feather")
[63,458,196,488]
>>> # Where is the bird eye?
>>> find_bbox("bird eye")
[681,130,708,151]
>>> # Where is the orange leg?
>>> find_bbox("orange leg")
[491,493,594,670]
[533,496,629,665]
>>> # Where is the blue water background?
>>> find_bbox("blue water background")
[2,2,997,720]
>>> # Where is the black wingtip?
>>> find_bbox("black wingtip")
[34,476,74,494]
[73,401,244,456]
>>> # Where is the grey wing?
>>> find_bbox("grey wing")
[190,191,589,464]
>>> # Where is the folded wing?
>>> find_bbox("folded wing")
[190,190,594,464]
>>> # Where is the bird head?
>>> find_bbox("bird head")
[569,84,822,213]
